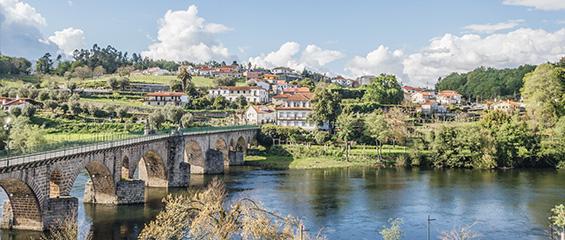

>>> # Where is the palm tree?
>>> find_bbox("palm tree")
[177,66,192,92]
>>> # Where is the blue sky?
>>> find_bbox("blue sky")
[1,0,564,85]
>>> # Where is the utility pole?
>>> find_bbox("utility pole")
[427,215,436,240]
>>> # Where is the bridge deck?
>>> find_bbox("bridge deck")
[0,125,259,169]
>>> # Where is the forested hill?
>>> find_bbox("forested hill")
[435,65,536,100]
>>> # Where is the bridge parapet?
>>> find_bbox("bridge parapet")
[0,125,259,231]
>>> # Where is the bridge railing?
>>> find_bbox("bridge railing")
[0,125,258,168]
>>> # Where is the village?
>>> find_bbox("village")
[95,63,526,130]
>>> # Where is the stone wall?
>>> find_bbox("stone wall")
[116,180,145,204]
[43,197,78,230]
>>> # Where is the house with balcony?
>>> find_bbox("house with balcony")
[244,105,276,124]
[273,93,318,130]
[208,86,269,104]
[143,92,188,106]
[437,90,463,105]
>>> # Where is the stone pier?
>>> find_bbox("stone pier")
[116,180,145,204]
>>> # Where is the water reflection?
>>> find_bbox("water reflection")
[0,167,562,240]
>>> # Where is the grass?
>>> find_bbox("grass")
[245,155,380,169]
[1,74,216,89]
[245,144,410,169]
[80,96,148,108]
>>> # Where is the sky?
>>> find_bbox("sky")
[1,0,564,86]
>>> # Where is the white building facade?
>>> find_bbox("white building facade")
[208,86,269,104]
[143,92,189,106]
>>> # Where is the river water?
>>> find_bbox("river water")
[0,167,563,239]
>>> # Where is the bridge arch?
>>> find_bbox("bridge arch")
[137,150,167,187]
[236,136,247,153]
[82,160,117,204]
[0,179,43,230]
[215,137,229,165]
[184,140,205,174]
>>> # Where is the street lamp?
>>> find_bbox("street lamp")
[427,215,436,240]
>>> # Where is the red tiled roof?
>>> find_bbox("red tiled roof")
[3,99,31,106]
[438,90,461,97]
[274,107,312,111]
[216,86,263,91]
[273,94,291,99]
[145,92,186,97]
[251,105,275,113]
[402,86,423,91]
[273,93,314,101]
[283,87,310,94]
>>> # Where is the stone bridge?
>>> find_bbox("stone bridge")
[0,126,258,231]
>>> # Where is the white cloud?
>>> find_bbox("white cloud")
[249,42,344,72]
[0,0,57,58]
[0,0,46,28]
[403,28,565,86]
[463,19,524,33]
[347,28,565,87]
[142,5,231,62]
[48,27,86,55]
[502,0,565,10]
[345,45,405,79]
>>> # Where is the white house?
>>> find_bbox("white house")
[357,75,376,85]
[143,92,188,106]
[272,67,294,75]
[1,97,38,111]
[273,93,317,130]
[437,90,462,105]
[411,91,436,104]
[491,100,524,113]
[142,67,171,76]
[245,105,276,124]
[208,86,269,104]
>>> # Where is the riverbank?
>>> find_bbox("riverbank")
[244,144,415,169]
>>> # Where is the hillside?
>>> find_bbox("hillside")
[435,65,536,100]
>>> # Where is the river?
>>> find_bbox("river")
[0,167,563,239]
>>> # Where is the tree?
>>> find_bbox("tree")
[336,112,364,143]
[521,64,564,129]
[234,95,248,109]
[117,66,134,76]
[177,66,192,92]
[214,77,236,87]
[69,101,82,115]
[8,118,47,153]
[363,74,403,104]
[138,178,321,240]
[35,53,53,74]
[180,113,193,128]
[21,105,36,118]
[436,65,536,100]
[549,204,565,240]
[93,66,106,78]
[107,78,119,90]
[384,108,410,146]
[164,105,184,125]
[116,107,129,120]
[212,96,229,110]
[72,66,92,80]
[380,218,403,240]
[310,87,342,132]
[119,77,130,91]
[66,81,78,93]
[148,111,166,129]
[169,79,182,92]
[365,110,390,160]
[9,107,22,117]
